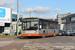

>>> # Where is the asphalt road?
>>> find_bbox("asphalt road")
[0,36,75,50]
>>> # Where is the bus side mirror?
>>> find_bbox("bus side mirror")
[40,25,42,29]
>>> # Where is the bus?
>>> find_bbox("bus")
[21,18,59,38]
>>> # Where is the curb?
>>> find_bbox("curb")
[9,36,21,38]
[0,36,21,39]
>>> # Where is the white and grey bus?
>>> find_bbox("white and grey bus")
[21,18,59,38]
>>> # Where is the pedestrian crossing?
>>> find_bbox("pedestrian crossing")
[21,43,75,50]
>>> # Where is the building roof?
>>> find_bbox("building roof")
[62,14,75,19]
[58,13,71,15]
[61,14,75,24]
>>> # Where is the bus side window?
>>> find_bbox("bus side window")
[48,23,51,29]
[42,22,47,29]
[39,21,42,30]
[40,25,42,29]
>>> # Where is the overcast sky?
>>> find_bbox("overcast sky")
[0,0,75,19]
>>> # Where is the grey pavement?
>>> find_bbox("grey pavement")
[0,38,14,47]
[0,36,75,50]
[0,41,14,47]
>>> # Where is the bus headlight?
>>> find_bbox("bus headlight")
[35,31,38,34]
[36,31,38,32]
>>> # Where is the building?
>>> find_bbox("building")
[61,14,75,31]
[10,13,22,34]
[57,13,71,30]
[55,19,58,22]
[0,12,22,35]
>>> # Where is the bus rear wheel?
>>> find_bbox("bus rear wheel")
[42,32,46,38]
[53,33,56,37]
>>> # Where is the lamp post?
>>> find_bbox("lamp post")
[17,0,19,36]
[29,11,36,17]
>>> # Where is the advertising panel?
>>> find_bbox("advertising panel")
[0,7,12,23]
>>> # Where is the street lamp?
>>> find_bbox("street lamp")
[29,11,36,17]
[17,0,19,36]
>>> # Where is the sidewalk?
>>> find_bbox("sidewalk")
[9,36,21,38]
[0,35,21,39]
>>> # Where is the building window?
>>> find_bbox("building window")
[12,14,17,21]
[71,17,75,21]
[19,18,22,22]
[62,19,66,23]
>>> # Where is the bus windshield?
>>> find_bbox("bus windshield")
[22,22,38,30]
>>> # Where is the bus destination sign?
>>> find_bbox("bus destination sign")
[24,19,38,21]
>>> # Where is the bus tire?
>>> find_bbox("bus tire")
[42,32,46,38]
[53,30,56,37]
[53,33,56,37]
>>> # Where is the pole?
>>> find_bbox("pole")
[29,11,36,17]
[30,11,31,17]
[17,0,19,36]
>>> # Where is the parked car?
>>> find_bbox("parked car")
[65,31,70,36]
[59,30,63,36]
[62,31,66,35]
[59,30,66,36]
[70,30,75,36]
[65,30,75,36]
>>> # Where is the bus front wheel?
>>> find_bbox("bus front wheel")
[53,30,56,37]
[42,32,46,38]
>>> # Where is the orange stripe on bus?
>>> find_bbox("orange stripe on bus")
[45,32,59,36]
[21,32,59,37]
[21,33,43,37]
[56,32,59,35]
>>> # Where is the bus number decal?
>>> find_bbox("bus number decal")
[40,30,43,33]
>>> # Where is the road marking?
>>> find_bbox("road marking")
[23,43,75,49]
[2,43,15,50]
[0,40,14,47]
[69,36,75,40]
